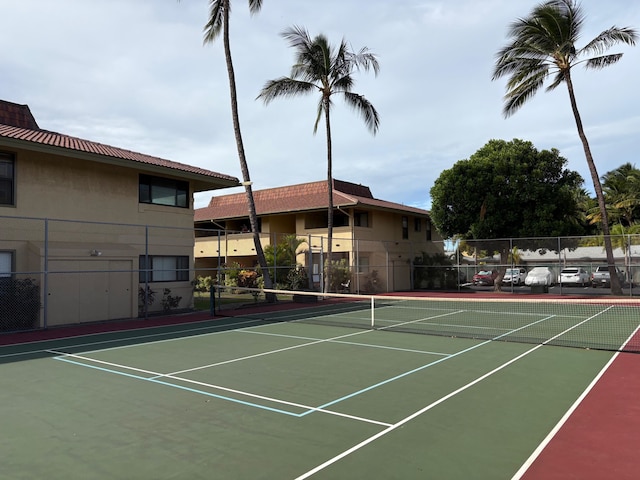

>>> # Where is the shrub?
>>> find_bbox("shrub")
[138,285,156,315]
[325,258,351,292]
[0,278,40,331]
[161,288,182,313]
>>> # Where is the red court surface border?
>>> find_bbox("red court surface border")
[2,293,639,479]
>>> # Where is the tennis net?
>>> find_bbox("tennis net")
[213,286,640,353]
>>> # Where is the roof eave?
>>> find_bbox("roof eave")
[0,136,240,191]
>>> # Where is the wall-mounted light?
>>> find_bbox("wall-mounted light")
[89,249,102,257]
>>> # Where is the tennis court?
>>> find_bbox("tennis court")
[2,289,639,479]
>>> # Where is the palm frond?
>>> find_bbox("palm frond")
[503,69,547,117]
[256,78,316,104]
[545,70,565,91]
[584,53,624,70]
[203,0,225,44]
[248,0,263,15]
[313,98,324,135]
[347,47,381,75]
[342,92,379,134]
[332,74,355,93]
[580,26,637,56]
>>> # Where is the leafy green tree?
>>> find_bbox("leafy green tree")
[257,25,379,293]
[492,0,637,295]
[430,139,586,289]
[194,0,274,297]
[602,163,640,226]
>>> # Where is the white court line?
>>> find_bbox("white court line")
[51,349,392,427]
[163,327,373,377]
[510,322,640,480]
[294,306,615,479]
[238,329,450,356]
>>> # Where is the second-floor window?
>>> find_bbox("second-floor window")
[402,216,408,240]
[0,152,15,206]
[139,174,189,208]
[354,211,369,227]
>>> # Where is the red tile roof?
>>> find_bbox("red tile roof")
[0,100,238,186]
[195,179,430,221]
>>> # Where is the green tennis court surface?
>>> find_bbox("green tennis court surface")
[0,318,624,479]
[1,292,637,479]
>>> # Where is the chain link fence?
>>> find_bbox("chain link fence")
[3,214,639,333]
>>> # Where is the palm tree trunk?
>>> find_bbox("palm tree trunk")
[564,73,622,295]
[222,0,274,295]
[324,96,333,294]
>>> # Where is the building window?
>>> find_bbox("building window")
[402,216,408,240]
[414,218,421,232]
[0,251,13,277]
[305,212,327,229]
[0,152,16,206]
[357,256,370,274]
[139,255,189,282]
[354,211,369,227]
[139,174,189,208]
[425,219,432,241]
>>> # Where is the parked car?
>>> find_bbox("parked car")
[502,267,527,286]
[591,265,625,287]
[558,267,589,286]
[472,270,498,286]
[524,267,554,286]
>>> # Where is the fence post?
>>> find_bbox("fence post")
[43,218,49,329]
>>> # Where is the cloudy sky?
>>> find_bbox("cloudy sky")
[3,0,639,210]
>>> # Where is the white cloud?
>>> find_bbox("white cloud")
[2,0,639,212]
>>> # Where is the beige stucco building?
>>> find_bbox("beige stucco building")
[0,100,238,329]
[195,179,443,292]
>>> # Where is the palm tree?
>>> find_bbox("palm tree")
[200,0,274,296]
[257,25,380,293]
[602,163,640,226]
[492,0,637,295]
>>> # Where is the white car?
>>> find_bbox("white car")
[502,267,527,286]
[524,267,554,286]
[558,267,589,286]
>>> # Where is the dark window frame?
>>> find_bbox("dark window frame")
[402,216,409,240]
[354,211,370,228]
[139,174,189,208]
[0,151,16,207]
[139,255,190,283]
